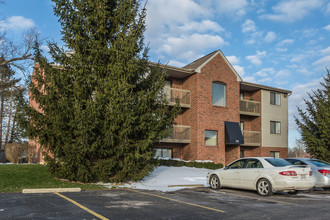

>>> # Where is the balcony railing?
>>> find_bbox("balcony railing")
[240,99,261,116]
[241,130,261,146]
[164,87,191,108]
[161,125,191,144]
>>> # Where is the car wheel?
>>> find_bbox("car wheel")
[257,178,273,196]
[209,175,221,190]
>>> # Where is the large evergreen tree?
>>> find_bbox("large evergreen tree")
[20,0,179,182]
[295,69,330,162]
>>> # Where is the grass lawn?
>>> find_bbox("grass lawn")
[0,164,106,193]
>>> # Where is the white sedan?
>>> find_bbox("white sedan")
[206,157,314,196]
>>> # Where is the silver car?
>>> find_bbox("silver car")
[285,158,330,190]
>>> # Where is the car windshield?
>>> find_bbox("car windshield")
[309,159,330,167]
[265,158,292,167]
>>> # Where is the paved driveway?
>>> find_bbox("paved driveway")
[0,188,329,219]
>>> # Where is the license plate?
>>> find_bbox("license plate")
[300,175,306,180]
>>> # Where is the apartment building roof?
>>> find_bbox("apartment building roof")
[240,81,292,94]
[149,62,195,79]
[182,50,218,70]
[183,50,242,82]
[156,50,291,94]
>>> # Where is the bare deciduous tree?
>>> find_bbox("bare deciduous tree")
[0,28,38,76]
[288,139,308,158]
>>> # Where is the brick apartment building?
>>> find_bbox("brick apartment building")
[154,50,291,165]
[30,50,291,165]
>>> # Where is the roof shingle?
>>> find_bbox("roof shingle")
[182,50,219,70]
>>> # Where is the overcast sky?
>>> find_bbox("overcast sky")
[1,0,329,148]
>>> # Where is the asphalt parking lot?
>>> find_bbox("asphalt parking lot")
[1,188,329,220]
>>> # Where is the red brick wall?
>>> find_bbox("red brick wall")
[225,145,240,164]
[175,54,241,164]
[29,64,45,163]
[241,146,288,159]
[156,54,288,165]
[261,147,288,158]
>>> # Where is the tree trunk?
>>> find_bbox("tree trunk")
[0,91,4,162]
[9,110,17,143]
[3,89,13,154]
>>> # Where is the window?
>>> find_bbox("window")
[270,92,281,105]
[270,151,280,158]
[228,159,246,169]
[265,158,291,166]
[212,82,226,107]
[154,148,172,158]
[240,92,244,100]
[309,159,330,167]
[240,150,244,158]
[240,121,244,131]
[285,159,306,166]
[270,121,281,134]
[165,80,172,88]
[245,159,263,168]
[205,130,217,146]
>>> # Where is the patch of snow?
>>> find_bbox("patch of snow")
[155,157,214,163]
[102,166,213,192]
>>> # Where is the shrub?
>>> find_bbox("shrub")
[153,158,223,169]
[5,143,25,164]
[22,144,38,164]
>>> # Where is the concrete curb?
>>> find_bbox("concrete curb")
[22,188,81,194]
[168,184,204,188]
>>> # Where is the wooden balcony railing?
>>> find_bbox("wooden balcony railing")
[240,99,261,116]
[161,125,191,144]
[164,87,191,108]
[241,130,261,146]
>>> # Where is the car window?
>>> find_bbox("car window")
[228,160,246,169]
[285,159,306,166]
[245,159,263,168]
[309,159,330,167]
[265,158,291,167]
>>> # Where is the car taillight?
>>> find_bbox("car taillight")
[318,169,330,176]
[309,171,313,176]
[279,171,297,176]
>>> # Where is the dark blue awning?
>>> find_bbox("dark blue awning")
[225,121,244,145]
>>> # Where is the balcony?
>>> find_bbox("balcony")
[164,87,191,108]
[241,131,261,146]
[161,125,191,144]
[240,99,261,116]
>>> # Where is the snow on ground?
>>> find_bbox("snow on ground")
[102,166,213,192]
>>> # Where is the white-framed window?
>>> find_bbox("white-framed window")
[270,121,281,134]
[270,151,280,158]
[240,92,244,100]
[164,80,172,88]
[240,121,244,131]
[270,92,281,105]
[205,130,217,146]
[212,82,226,107]
[240,150,245,158]
[154,148,172,158]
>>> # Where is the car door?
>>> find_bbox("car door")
[220,159,247,188]
[239,159,264,190]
